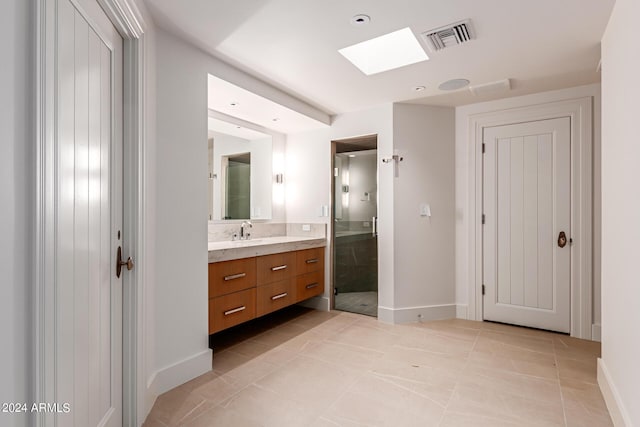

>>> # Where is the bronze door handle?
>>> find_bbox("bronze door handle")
[558,231,567,248]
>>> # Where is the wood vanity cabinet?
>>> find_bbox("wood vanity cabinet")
[294,248,325,302]
[209,247,325,334]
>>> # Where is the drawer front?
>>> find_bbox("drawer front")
[209,257,256,298]
[295,247,324,275]
[256,279,295,317]
[295,270,324,302]
[257,252,296,285]
[210,288,256,334]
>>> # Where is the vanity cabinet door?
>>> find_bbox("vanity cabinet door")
[295,270,324,302]
[295,247,324,275]
[257,252,296,285]
[209,257,256,297]
[210,288,256,334]
[256,279,295,317]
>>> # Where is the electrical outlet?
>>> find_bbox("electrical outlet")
[302,224,311,231]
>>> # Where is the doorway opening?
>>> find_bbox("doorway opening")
[331,135,378,317]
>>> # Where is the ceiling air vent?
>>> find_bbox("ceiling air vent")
[421,19,475,52]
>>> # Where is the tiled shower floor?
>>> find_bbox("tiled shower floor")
[335,291,378,317]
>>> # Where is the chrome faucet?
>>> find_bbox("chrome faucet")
[240,221,253,240]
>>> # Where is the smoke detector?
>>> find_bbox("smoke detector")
[421,19,475,52]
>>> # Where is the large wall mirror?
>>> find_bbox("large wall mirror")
[208,117,273,221]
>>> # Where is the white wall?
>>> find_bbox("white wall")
[391,104,456,321]
[455,84,602,327]
[153,28,324,394]
[286,105,395,313]
[154,28,212,391]
[599,0,640,424]
[0,2,34,427]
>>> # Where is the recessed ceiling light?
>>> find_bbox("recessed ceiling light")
[230,102,239,106]
[413,86,426,92]
[338,27,429,76]
[236,126,241,129]
[438,79,470,91]
[350,14,370,26]
[272,118,279,122]
[348,154,356,158]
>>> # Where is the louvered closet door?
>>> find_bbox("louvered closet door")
[482,117,571,333]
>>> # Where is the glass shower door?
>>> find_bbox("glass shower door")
[333,148,378,317]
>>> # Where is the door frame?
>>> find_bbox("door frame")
[467,97,593,339]
[35,0,147,425]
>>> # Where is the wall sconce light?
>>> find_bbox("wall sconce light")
[275,173,284,184]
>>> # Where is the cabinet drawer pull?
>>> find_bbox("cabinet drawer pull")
[271,265,288,271]
[224,306,246,316]
[271,292,288,300]
[305,283,319,289]
[224,272,246,281]
[305,258,319,264]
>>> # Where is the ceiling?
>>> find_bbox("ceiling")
[207,117,271,141]
[147,0,615,115]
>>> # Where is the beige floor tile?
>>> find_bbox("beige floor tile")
[188,384,318,427]
[224,338,273,359]
[325,373,446,426]
[302,340,384,371]
[141,417,168,427]
[383,344,469,373]
[145,308,611,426]
[255,355,360,412]
[368,358,458,407]
[478,330,555,354]
[396,328,475,357]
[460,366,563,405]
[211,349,252,375]
[438,411,524,427]
[146,388,214,426]
[561,378,613,426]
[448,382,565,426]
[190,375,245,406]
[327,324,401,352]
[467,346,558,380]
[556,356,598,384]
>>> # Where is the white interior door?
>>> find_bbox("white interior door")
[56,0,123,425]
[483,117,571,333]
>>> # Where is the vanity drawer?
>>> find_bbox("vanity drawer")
[256,279,295,317]
[209,257,256,297]
[295,270,324,302]
[209,288,256,334]
[257,252,296,285]
[295,247,324,275]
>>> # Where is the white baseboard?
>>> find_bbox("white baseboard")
[592,323,602,342]
[378,304,456,324]
[298,295,330,312]
[456,304,468,319]
[150,349,212,396]
[598,358,632,427]
[143,374,158,423]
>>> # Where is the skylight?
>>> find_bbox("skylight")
[338,27,429,76]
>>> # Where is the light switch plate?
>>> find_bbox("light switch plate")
[302,224,311,231]
[420,203,431,217]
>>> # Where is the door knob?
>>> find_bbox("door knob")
[557,231,567,248]
[116,246,134,278]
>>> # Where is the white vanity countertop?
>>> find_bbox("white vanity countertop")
[208,235,326,263]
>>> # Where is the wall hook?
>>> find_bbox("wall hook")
[382,154,404,177]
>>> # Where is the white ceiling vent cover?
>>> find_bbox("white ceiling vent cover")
[421,19,475,52]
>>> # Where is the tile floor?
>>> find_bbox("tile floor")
[334,291,378,317]
[143,307,611,427]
